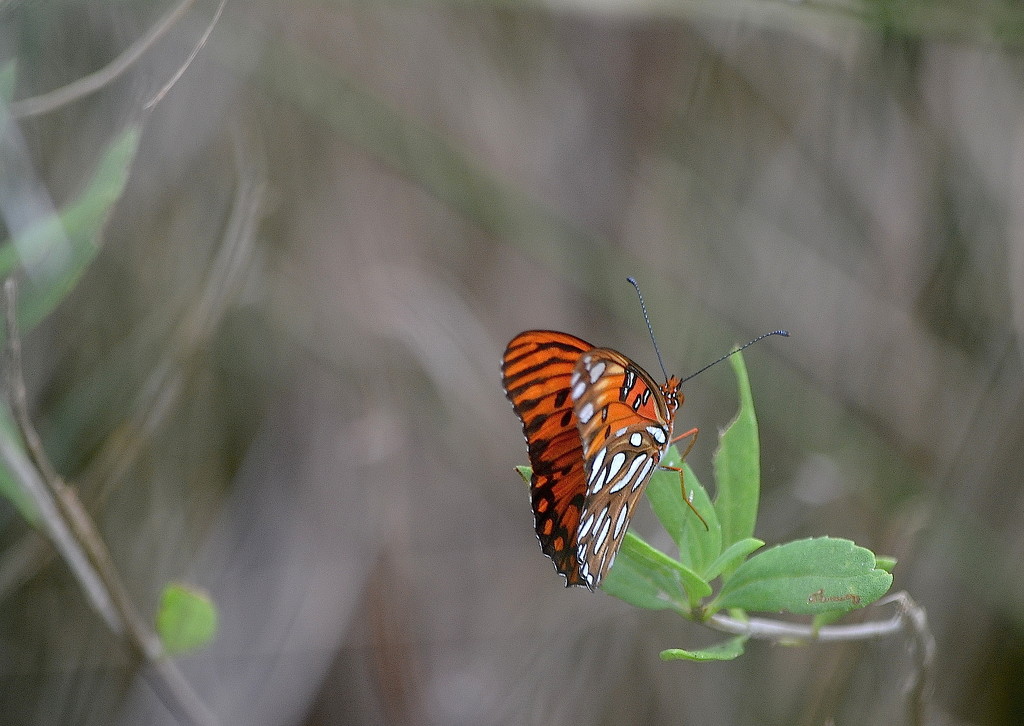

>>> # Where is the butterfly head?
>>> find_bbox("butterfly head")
[660,375,682,414]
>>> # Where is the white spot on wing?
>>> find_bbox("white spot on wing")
[589,447,607,480]
[607,452,626,481]
[613,503,630,538]
[647,426,667,445]
[588,360,606,383]
[594,516,612,551]
[629,432,643,447]
[578,401,594,423]
[632,458,655,491]
[578,513,595,538]
[610,455,645,494]
[572,380,586,401]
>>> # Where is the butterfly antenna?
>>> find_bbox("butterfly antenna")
[680,330,789,384]
[627,277,670,381]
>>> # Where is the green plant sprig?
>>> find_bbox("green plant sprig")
[520,351,897,661]
[603,351,895,660]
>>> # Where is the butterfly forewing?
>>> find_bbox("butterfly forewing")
[571,350,676,588]
[502,331,594,587]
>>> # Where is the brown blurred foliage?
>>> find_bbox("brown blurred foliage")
[0,1,1022,724]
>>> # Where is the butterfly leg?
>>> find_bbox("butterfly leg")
[659,463,710,531]
[662,427,708,530]
[671,426,699,458]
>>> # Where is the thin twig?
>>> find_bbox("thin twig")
[8,0,201,118]
[4,280,62,487]
[144,0,229,110]
[706,609,904,642]
[882,591,934,726]
[91,153,264,506]
[707,590,932,724]
[0,137,264,605]
[1,279,218,726]
[705,590,930,645]
[0,418,121,630]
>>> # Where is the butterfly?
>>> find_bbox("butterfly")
[502,279,787,591]
[501,329,699,590]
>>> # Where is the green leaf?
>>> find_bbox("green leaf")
[2,125,141,331]
[602,532,709,612]
[713,351,761,557]
[709,537,893,616]
[648,447,721,574]
[156,583,218,655]
[676,467,722,577]
[514,465,532,484]
[703,537,764,582]
[646,450,688,552]
[875,555,897,573]
[660,635,748,661]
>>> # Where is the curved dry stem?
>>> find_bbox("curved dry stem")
[145,0,229,110]
[0,136,264,609]
[1,279,219,726]
[9,0,201,118]
[90,145,264,506]
[706,591,932,725]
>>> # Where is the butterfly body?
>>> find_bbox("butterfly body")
[502,330,683,590]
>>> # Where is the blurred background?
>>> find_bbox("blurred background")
[0,0,1022,724]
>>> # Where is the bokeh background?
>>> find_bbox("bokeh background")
[1,1,1022,724]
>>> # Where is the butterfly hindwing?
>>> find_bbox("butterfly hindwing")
[570,350,675,588]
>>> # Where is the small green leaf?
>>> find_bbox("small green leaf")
[4,125,141,331]
[514,465,532,484]
[709,537,893,616]
[875,555,897,573]
[703,537,764,582]
[602,532,710,611]
[660,635,748,661]
[713,352,761,558]
[156,583,218,655]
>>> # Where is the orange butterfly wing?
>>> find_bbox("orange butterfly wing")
[570,349,679,588]
[502,331,593,587]
[502,331,683,590]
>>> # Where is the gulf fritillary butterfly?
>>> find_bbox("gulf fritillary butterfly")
[502,280,786,590]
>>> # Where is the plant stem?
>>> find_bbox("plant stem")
[706,591,932,725]
[1,278,218,726]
